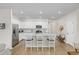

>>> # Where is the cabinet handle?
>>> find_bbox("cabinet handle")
[47,39,54,41]
[37,40,42,41]
[26,38,33,41]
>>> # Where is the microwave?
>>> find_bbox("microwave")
[36,25,42,28]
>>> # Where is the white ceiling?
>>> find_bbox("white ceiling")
[0,3,79,21]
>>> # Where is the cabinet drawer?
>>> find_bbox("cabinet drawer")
[37,41,42,44]
[37,44,42,47]
[47,43,55,47]
[26,43,32,47]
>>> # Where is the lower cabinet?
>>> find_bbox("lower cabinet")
[25,39,55,47]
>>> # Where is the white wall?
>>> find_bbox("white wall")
[48,20,57,33]
[76,9,79,42]
[0,9,12,49]
[65,14,77,46]
[56,9,78,47]
[11,16,20,25]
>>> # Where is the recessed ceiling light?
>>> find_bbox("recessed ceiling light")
[20,11,24,14]
[58,11,61,14]
[40,11,43,14]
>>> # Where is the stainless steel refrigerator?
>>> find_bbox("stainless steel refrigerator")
[12,24,19,47]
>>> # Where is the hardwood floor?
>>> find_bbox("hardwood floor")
[12,39,75,55]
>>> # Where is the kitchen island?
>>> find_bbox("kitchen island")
[19,33,56,48]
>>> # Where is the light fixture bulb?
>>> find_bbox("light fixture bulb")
[40,11,43,14]
[20,11,24,14]
[58,11,61,14]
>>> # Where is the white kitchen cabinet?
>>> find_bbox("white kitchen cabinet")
[20,33,56,48]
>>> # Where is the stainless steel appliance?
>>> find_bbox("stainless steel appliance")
[12,24,19,47]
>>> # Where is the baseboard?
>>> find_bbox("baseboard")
[65,40,74,47]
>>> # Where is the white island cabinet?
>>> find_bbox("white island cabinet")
[19,33,56,47]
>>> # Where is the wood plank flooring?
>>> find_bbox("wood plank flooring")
[12,39,75,55]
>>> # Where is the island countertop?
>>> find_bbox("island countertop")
[19,33,56,41]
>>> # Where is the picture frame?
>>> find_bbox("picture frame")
[0,23,5,29]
